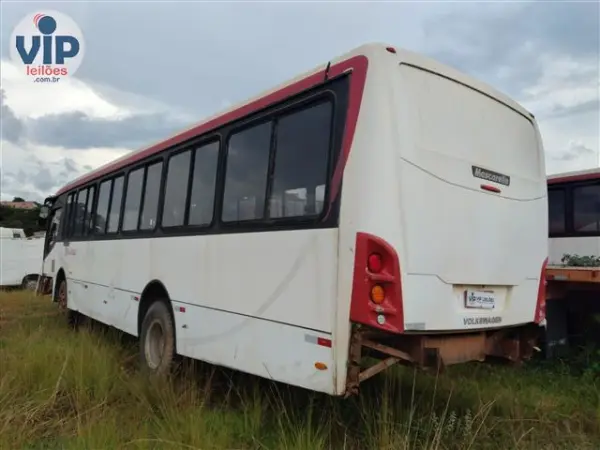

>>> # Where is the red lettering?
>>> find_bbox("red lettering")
[60,68,68,76]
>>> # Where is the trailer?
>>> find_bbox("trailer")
[544,266,600,357]
[544,168,600,357]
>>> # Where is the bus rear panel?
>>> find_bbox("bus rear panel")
[341,47,547,393]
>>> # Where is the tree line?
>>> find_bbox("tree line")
[0,197,45,237]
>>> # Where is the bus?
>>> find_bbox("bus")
[544,167,600,357]
[547,167,600,264]
[0,227,44,290]
[38,43,548,396]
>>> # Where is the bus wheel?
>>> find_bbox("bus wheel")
[22,276,38,292]
[57,279,81,328]
[140,301,175,377]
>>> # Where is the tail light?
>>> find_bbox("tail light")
[350,232,404,333]
[534,257,548,323]
[370,285,385,304]
[367,253,383,273]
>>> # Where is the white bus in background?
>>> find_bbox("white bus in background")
[38,43,548,396]
[0,227,45,289]
[547,167,600,264]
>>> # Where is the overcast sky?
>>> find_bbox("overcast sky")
[1,1,598,201]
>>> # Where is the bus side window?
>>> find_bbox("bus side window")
[268,101,332,219]
[222,121,272,222]
[123,167,144,231]
[162,151,191,228]
[63,193,74,238]
[49,208,63,244]
[548,189,566,235]
[85,185,96,235]
[189,141,219,226]
[140,161,163,230]
[95,179,112,234]
[107,176,124,233]
[74,188,88,237]
[573,184,600,233]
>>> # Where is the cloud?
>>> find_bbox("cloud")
[1,2,437,113]
[424,2,599,175]
[1,59,192,150]
[552,141,597,162]
[425,2,599,95]
[518,54,599,120]
[0,88,24,143]
[1,139,131,202]
[0,1,598,193]
[1,59,129,120]
[27,109,191,150]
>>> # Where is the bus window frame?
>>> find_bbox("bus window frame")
[548,178,600,238]
[48,74,350,243]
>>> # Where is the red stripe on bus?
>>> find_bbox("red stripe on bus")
[56,55,369,197]
[547,171,600,185]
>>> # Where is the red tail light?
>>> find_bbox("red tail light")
[534,257,548,323]
[367,253,383,273]
[350,232,404,333]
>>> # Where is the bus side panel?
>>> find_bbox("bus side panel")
[80,229,339,394]
[175,301,336,394]
[166,229,338,394]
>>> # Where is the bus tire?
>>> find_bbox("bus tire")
[139,300,176,377]
[56,278,82,329]
[22,275,38,292]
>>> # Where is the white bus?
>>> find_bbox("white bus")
[39,43,548,396]
[547,167,600,264]
[0,227,44,289]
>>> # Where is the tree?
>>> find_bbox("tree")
[12,197,25,202]
[0,204,44,236]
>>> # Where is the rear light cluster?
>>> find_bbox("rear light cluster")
[350,233,404,333]
[534,257,548,323]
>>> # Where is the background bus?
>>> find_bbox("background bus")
[39,43,548,396]
[0,227,45,290]
[547,167,600,264]
[544,167,600,358]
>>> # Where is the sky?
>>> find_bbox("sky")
[1,1,599,202]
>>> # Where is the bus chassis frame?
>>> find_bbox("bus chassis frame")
[345,323,541,396]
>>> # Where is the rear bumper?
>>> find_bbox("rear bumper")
[345,322,541,396]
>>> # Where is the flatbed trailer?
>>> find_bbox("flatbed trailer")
[547,266,600,286]
[544,265,600,358]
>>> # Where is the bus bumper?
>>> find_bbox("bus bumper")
[345,322,541,396]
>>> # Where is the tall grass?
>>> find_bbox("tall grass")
[1,290,598,449]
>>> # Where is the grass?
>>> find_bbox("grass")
[1,290,599,449]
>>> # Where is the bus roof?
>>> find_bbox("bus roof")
[55,42,536,196]
[547,167,600,185]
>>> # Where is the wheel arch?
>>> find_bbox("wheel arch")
[21,273,39,285]
[53,268,66,301]
[137,279,175,338]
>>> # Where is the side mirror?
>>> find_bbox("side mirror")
[39,205,50,219]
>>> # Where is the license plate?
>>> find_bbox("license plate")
[464,289,496,310]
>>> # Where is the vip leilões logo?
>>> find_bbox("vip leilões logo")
[10,11,85,82]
